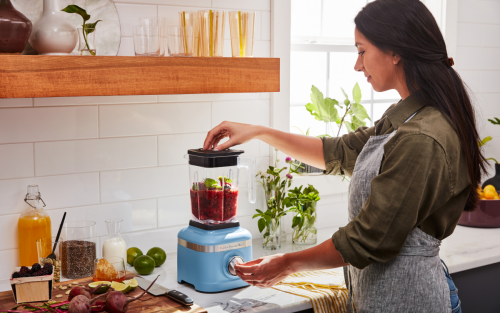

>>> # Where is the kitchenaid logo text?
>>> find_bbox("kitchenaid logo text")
[219,242,247,251]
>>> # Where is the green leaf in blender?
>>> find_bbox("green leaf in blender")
[204,178,218,188]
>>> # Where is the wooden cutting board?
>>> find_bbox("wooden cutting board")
[0,272,207,313]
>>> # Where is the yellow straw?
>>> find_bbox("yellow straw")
[238,11,243,57]
[182,12,188,55]
[209,10,213,57]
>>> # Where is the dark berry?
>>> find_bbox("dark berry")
[12,272,20,278]
[19,266,30,276]
[31,263,42,273]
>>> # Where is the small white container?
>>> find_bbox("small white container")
[102,219,127,264]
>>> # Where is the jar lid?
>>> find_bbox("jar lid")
[187,148,244,168]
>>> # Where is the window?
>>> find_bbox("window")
[289,0,446,136]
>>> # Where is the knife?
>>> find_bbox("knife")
[135,276,194,306]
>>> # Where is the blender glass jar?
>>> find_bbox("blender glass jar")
[186,149,256,224]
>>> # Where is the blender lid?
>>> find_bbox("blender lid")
[187,148,244,157]
[187,149,245,168]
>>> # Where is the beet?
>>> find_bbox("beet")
[69,293,108,313]
[68,284,107,301]
[105,276,159,313]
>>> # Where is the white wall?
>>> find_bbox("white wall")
[0,0,275,281]
[454,0,500,179]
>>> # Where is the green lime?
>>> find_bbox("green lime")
[147,247,167,267]
[88,281,111,294]
[123,278,138,290]
[344,99,350,105]
[111,281,131,293]
[127,247,143,266]
[133,255,155,275]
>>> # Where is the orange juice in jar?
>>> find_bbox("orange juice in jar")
[18,185,52,266]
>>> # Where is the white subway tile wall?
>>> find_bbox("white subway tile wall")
[456,0,500,178]
[0,0,345,282]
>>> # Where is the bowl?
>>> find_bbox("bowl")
[458,199,500,228]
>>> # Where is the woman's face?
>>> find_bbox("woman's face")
[354,27,403,94]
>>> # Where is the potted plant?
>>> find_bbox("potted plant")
[253,150,297,250]
[292,83,371,175]
[284,184,320,245]
[479,117,500,191]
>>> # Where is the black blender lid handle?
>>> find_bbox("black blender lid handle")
[187,148,245,157]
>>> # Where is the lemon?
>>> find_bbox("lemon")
[134,255,156,275]
[88,281,111,294]
[123,278,138,290]
[484,189,497,200]
[484,185,496,193]
[147,247,167,267]
[127,247,143,266]
[111,281,131,293]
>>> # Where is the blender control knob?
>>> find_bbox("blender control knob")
[228,256,244,276]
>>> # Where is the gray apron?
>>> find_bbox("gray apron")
[345,111,451,313]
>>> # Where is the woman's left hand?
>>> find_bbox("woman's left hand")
[234,254,293,288]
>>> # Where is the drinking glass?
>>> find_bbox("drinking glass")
[199,10,225,57]
[140,17,158,26]
[228,11,255,57]
[36,237,62,282]
[179,11,202,56]
[133,26,161,56]
[78,27,97,56]
[93,256,126,282]
[167,26,193,57]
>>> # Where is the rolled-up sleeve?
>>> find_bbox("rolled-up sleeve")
[332,134,452,269]
[322,126,375,176]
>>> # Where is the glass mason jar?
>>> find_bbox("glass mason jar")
[292,201,318,245]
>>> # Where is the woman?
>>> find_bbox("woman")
[203,0,484,312]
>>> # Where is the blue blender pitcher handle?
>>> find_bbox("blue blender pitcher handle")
[238,157,256,203]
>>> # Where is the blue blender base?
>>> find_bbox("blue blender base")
[177,222,252,293]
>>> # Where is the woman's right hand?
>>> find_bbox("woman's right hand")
[203,121,262,151]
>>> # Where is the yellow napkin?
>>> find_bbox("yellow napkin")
[272,268,349,313]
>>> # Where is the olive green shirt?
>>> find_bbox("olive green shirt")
[324,94,470,269]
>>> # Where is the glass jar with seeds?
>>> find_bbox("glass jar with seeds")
[60,221,97,279]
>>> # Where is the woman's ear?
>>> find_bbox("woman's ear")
[392,53,402,65]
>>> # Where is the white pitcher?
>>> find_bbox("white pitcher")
[29,0,77,55]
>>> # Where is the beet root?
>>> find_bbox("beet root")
[105,276,159,313]
[69,295,91,313]
[68,292,109,313]
[68,284,108,301]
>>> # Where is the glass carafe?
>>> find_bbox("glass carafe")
[102,219,127,264]
[18,185,52,266]
[186,149,256,224]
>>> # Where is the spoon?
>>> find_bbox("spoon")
[47,212,66,260]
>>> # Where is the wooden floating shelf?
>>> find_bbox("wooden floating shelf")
[0,56,280,98]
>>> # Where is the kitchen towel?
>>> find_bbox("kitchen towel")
[272,268,348,313]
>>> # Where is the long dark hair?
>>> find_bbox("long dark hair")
[355,0,485,211]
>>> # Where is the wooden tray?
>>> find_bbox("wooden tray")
[0,272,207,313]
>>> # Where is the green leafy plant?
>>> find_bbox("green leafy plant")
[253,150,295,247]
[488,117,500,125]
[479,118,499,164]
[284,185,320,244]
[305,83,371,137]
[62,5,101,56]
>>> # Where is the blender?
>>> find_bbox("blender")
[177,149,256,292]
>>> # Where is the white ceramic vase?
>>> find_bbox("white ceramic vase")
[29,0,78,55]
